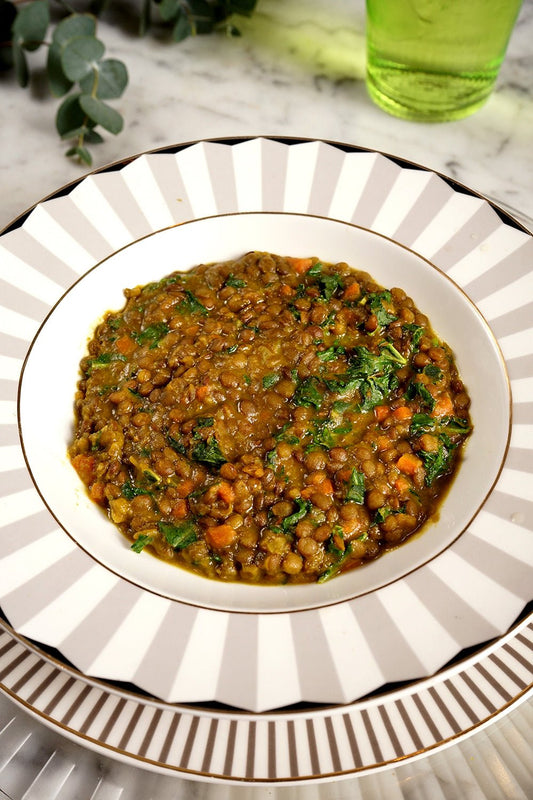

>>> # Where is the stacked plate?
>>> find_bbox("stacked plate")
[0,137,532,783]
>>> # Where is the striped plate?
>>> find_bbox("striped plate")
[0,138,532,778]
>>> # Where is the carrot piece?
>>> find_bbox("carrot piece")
[176,478,195,498]
[71,453,96,485]
[279,284,296,297]
[115,335,137,355]
[317,478,334,495]
[342,281,361,301]
[171,499,188,519]
[89,481,106,504]
[392,406,413,422]
[397,453,423,475]
[301,486,315,499]
[332,531,345,551]
[286,257,314,274]
[374,405,390,423]
[206,524,237,549]
[432,393,454,418]
[216,481,235,505]
[394,475,411,495]
[195,384,210,402]
[336,467,353,483]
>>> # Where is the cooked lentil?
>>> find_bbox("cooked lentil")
[69,251,471,584]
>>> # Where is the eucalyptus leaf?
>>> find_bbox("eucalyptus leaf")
[61,35,105,82]
[79,94,123,134]
[84,128,104,144]
[56,92,85,137]
[47,41,73,97]
[12,0,49,51]
[159,0,179,23]
[173,11,192,41]
[65,144,92,165]
[12,42,28,87]
[52,13,96,46]
[80,58,128,99]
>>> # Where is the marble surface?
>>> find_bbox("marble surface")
[1,0,532,797]
[1,0,533,232]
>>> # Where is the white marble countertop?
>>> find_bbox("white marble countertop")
[1,1,532,798]
[2,0,533,232]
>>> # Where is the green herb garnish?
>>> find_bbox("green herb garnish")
[410,413,470,439]
[293,376,323,409]
[132,323,170,348]
[281,497,311,532]
[317,343,346,362]
[420,442,455,486]
[121,481,151,500]
[423,364,443,382]
[368,290,397,326]
[262,373,280,389]
[158,520,198,550]
[191,436,226,467]
[346,468,365,504]
[131,534,154,553]
[318,541,353,583]
[176,289,208,316]
[405,381,436,411]
[225,273,247,288]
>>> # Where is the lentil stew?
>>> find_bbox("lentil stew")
[69,251,472,584]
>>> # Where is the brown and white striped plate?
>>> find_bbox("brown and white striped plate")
[0,138,532,778]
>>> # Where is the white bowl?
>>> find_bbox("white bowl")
[19,212,510,613]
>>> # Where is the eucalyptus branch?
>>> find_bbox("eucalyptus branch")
[0,0,258,165]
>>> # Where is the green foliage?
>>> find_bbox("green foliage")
[1,0,258,164]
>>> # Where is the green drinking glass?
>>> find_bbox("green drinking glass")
[366,0,523,121]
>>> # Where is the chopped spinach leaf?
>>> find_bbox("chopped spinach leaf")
[131,534,154,553]
[132,323,170,348]
[121,481,151,500]
[317,343,346,362]
[265,449,277,469]
[143,275,181,292]
[405,381,436,411]
[403,323,424,352]
[317,541,352,583]
[368,290,397,326]
[373,506,393,524]
[423,364,443,382]
[225,273,247,288]
[281,497,311,532]
[293,376,323,409]
[176,289,208,316]
[420,442,455,486]
[317,271,344,301]
[158,519,198,550]
[167,434,186,454]
[191,436,226,467]
[86,352,127,372]
[410,413,470,439]
[319,309,337,329]
[194,416,214,429]
[346,468,365,504]
[262,373,280,389]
